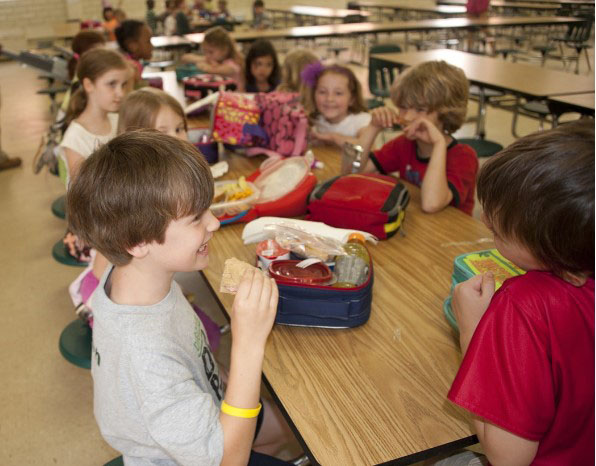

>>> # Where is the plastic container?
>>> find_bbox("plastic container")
[333,233,370,287]
[256,239,290,270]
[210,180,260,218]
[188,128,218,164]
[268,260,333,286]
[254,157,310,203]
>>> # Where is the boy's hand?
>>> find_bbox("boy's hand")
[403,117,445,147]
[370,107,401,129]
[231,270,279,348]
[452,273,495,348]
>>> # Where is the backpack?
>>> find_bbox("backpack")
[211,92,261,146]
[245,92,309,158]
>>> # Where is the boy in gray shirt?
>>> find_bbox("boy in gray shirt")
[67,130,290,465]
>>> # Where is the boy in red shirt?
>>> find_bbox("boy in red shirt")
[449,120,594,465]
[360,60,478,215]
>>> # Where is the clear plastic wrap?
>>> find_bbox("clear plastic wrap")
[263,223,346,262]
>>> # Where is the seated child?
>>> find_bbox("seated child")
[252,0,272,30]
[302,63,371,149]
[277,48,319,99]
[67,130,293,465]
[118,87,188,139]
[60,30,106,122]
[115,19,154,88]
[359,60,477,215]
[145,0,158,35]
[244,39,280,93]
[182,26,245,91]
[117,87,224,350]
[172,0,192,35]
[449,120,594,465]
[102,7,119,41]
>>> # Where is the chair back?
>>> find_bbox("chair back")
[566,14,593,43]
[368,44,402,99]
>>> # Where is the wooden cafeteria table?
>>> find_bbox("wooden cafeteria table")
[548,92,595,122]
[199,146,493,465]
[436,0,594,6]
[355,1,468,19]
[437,0,560,12]
[267,5,370,26]
[179,16,582,45]
[372,48,595,99]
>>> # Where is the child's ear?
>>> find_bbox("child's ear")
[561,271,588,287]
[127,242,150,259]
[82,77,94,93]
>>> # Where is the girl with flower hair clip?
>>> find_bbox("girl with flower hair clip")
[302,62,371,150]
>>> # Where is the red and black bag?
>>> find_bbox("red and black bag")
[307,173,409,240]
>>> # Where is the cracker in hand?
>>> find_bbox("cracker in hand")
[220,258,260,294]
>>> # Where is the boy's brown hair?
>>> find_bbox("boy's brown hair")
[118,87,188,134]
[390,60,469,134]
[478,119,594,277]
[67,130,214,266]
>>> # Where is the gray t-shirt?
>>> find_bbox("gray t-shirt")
[91,266,224,465]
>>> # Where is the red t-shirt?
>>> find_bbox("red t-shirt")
[449,271,595,465]
[370,135,478,215]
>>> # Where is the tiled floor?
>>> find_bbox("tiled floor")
[0,30,592,465]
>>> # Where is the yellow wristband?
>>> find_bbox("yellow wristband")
[221,401,262,419]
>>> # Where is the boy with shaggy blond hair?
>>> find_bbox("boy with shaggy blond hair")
[360,60,478,215]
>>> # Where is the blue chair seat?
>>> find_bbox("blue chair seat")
[59,319,92,369]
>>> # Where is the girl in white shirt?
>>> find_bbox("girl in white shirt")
[302,63,371,149]
[60,48,129,184]
[59,48,129,317]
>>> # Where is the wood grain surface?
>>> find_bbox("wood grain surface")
[198,144,492,465]
[372,49,595,99]
[177,16,583,46]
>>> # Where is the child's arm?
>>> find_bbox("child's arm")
[63,147,85,180]
[452,273,540,465]
[359,107,400,173]
[220,269,278,466]
[403,118,451,213]
[180,54,239,77]
[311,129,361,148]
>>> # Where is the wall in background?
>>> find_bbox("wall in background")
[0,0,343,50]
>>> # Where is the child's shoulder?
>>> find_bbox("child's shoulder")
[496,270,594,317]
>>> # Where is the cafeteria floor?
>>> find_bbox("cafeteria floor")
[0,38,592,464]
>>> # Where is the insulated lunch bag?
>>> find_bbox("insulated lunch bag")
[307,173,410,240]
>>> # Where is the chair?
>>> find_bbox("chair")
[460,85,505,158]
[537,14,594,73]
[367,43,402,110]
[51,194,66,219]
[511,97,554,138]
[554,13,593,74]
[59,319,92,369]
[104,457,124,466]
[459,138,503,158]
[52,240,89,267]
